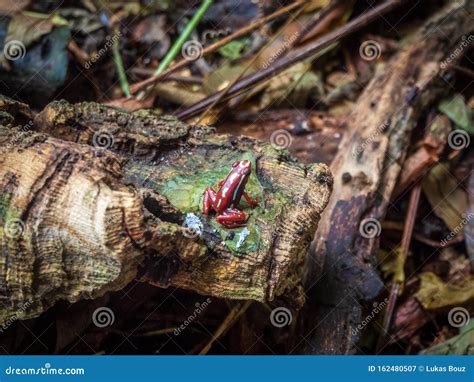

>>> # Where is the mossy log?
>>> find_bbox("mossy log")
[303,0,474,354]
[0,98,332,325]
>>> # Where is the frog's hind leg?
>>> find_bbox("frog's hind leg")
[203,186,217,215]
[216,208,248,228]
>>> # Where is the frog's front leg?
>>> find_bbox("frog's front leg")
[216,208,248,228]
[242,191,258,208]
[203,186,217,215]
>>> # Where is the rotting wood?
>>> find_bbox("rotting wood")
[302,0,474,355]
[0,97,333,325]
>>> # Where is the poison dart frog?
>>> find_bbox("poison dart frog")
[203,160,258,228]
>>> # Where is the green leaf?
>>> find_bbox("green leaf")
[438,95,474,134]
[421,320,474,355]
[219,39,246,60]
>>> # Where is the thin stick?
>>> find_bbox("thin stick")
[96,0,131,97]
[176,0,408,120]
[130,67,203,84]
[197,1,341,120]
[199,301,252,355]
[129,1,305,95]
[135,0,213,99]
[377,182,422,352]
[111,26,130,97]
[196,4,306,123]
[155,0,213,76]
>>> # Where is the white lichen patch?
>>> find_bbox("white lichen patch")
[184,213,203,237]
[236,227,250,249]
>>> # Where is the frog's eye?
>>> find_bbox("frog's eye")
[232,161,239,168]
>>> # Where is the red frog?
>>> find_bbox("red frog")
[203,160,258,228]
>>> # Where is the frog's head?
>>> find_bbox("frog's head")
[232,160,252,177]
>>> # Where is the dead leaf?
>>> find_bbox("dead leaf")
[415,272,474,310]
[0,0,30,14]
[396,115,451,194]
[422,163,468,232]
[304,0,332,13]
[378,247,405,286]
[259,63,323,109]
[154,83,206,107]
[131,14,170,59]
[203,63,254,95]
[390,298,430,343]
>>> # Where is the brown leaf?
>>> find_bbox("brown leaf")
[396,115,451,195]
[0,0,30,14]
[390,298,430,343]
[422,163,468,232]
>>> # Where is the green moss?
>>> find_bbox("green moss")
[125,148,290,255]
[0,193,12,220]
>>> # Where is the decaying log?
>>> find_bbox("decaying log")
[303,0,474,354]
[0,97,332,325]
[0,118,147,324]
